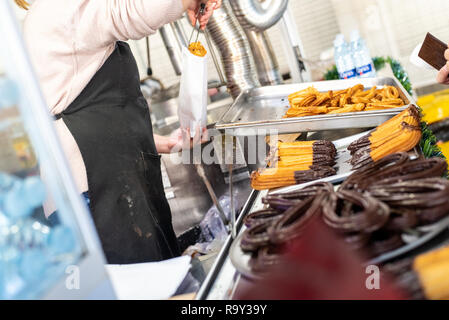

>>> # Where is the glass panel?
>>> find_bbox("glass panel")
[0,76,86,299]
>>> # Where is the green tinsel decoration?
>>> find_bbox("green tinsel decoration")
[324,65,339,81]
[420,122,444,159]
[414,105,446,161]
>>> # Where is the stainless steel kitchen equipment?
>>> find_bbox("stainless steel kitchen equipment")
[229,0,288,86]
[195,129,427,300]
[216,77,414,136]
[207,1,260,98]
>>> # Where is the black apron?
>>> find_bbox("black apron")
[55,42,180,264]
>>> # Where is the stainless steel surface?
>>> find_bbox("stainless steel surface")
[245,30,283,86]
[159,24,183,76]
[229,0,289,31]
[216,77,415,136]
[207,1,260,98]
[162,152,251,236]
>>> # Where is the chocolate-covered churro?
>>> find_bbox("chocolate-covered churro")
[251,140,337,190]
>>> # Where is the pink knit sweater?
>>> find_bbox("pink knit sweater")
[23,0,185,212]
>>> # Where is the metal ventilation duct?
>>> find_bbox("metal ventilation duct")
[229,0,289,31]
[207,1,260,98]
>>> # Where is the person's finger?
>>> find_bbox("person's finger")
[199,1,219,29]
[436,63,449,84]
[446,62,449,84]
[199,3,214,29]
[445,48,449,61]
[214,0,222,9]
[201,128,210,143]
[188,9,197,26]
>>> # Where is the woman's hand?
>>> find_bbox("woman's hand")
[184,0,222,30]
[154,128,209,154]
[436,44,449,85]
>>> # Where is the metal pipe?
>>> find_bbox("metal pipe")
[171,20,188,48]
[244,30,282,85]
[159,24,183,76]
[229,0,289,31]
[204,29,227,85]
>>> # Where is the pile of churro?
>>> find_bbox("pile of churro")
[285,84,405,118]
[348,105,422,169]
[250,141,337,190]
[188,41,207,57]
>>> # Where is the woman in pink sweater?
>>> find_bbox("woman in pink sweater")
[15,0,221,264]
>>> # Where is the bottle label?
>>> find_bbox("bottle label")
[357,64,373,76]
[339,69,357,79]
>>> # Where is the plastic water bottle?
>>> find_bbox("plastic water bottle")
[334,34,357,80]
[350,30,376,78]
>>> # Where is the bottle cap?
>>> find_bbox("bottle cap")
[350,30,361,42]
[334,34,345,47]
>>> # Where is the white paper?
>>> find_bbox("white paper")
[105,256,192,300]
[178,46,208,138]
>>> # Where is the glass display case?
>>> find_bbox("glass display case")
[0,1,113,299]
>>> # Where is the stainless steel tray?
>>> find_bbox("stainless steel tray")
[216,77,414,136]
[228,132,442,279]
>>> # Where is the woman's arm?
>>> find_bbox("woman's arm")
[76,0,219,48]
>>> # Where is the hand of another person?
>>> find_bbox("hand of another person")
[185,0,222,30]
[436,44,449,85]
